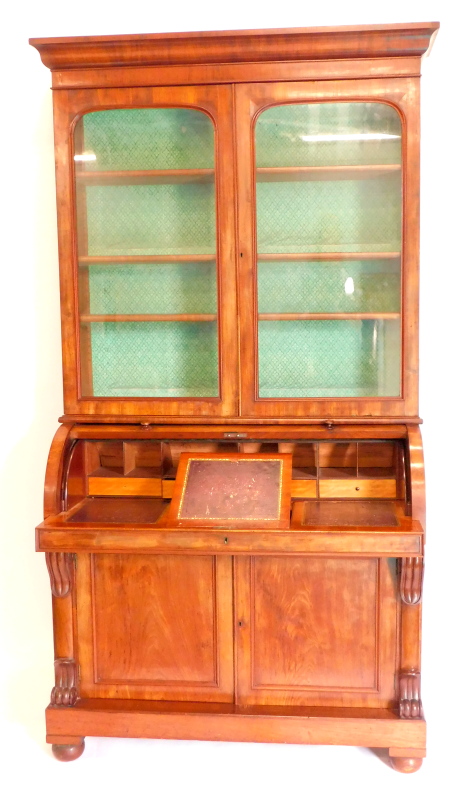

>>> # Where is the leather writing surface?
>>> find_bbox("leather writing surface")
[179,458,282,520]
[68,497,165,523]
[303,500,398,527]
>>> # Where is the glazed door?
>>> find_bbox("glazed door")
[55,84,238,417]
[236,79,420,419]
[76,553,234,702]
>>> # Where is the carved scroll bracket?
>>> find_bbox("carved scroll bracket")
[45,552,74,597]
[51,658,79,707]
[399,671,423,719]
[400,557,424,605]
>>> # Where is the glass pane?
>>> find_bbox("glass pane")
[256,102,401,167]
[79,108,215,170]
[258,260,400,314]
[258,319,400,398]
[85,184,215,258]
[74,108,218,398]
[89,321,218,398]
[88,263,217,316]
[255,102,402,399]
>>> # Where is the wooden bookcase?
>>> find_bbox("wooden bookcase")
[30,22,438,771]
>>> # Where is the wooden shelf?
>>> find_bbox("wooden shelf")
[87,466,123,478]
[80,311,399,324]
[258,252,401,262]
[81,314,217,323]
[80,253,399,266]
[88,475,163,497]
[75,168,214,185]
[78,255,215,265]
[258,312,400,321]
[256,164,401,182]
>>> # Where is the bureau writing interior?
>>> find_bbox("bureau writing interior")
[30,22,437,770]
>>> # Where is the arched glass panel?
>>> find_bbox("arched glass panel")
[255,102,402,398]
[74,108,218,398]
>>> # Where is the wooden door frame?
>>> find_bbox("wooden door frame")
[235,78,420,420]
[53,83,239,418]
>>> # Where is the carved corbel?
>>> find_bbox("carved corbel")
[45,552,74,597]
[400,557,424,605]
[51,658,79,706]
[399,671,423,719]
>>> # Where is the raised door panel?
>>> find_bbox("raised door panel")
[235,556,399,707]
[53,83,238,418]
[76,554,234,701]
[235,78,420,420]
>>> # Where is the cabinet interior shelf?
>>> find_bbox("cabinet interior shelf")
[74,164,400,186]
[78,253,399,266]
[80,312,398,323]
[78,255,215,265]
[75,169,215,185]
[256,164,401,182]
[258,252,401,261]
[258,313,400,321]
[80,314,217,323]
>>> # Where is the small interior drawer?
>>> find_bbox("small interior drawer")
[319,479,397,499]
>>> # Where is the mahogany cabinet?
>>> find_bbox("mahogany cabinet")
[30,23,438,771]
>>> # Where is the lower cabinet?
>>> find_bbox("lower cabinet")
[76,553,399,710]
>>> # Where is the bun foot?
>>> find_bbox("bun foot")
[52,739,85,761]
[390,756,423,773]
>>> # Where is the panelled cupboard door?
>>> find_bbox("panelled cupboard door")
[54,84,239,417]
[235,556,399,707]
[235,79,420,420]
[76,554,234,701]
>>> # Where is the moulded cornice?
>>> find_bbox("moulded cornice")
[30,22,439,71]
